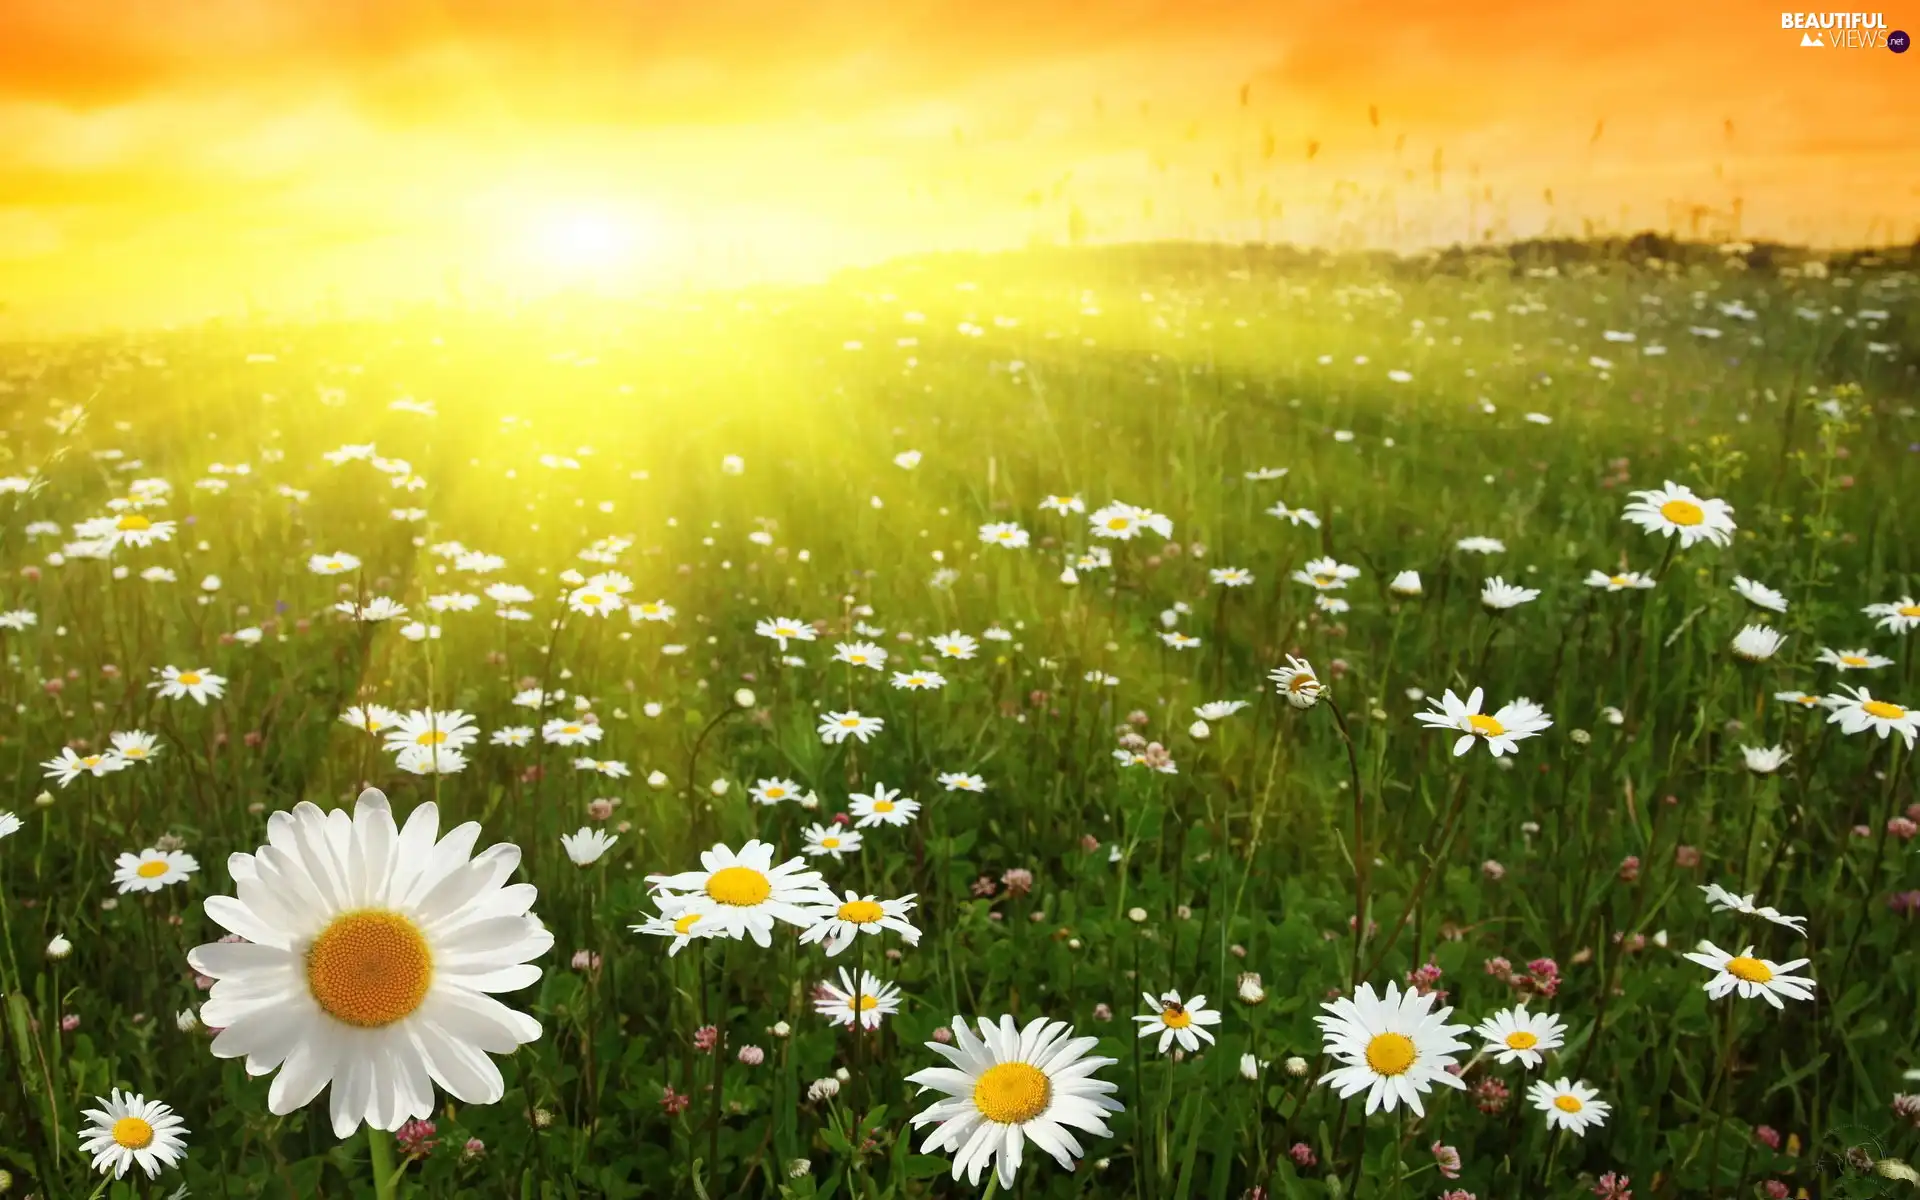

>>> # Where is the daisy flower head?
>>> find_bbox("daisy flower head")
[818,710,884,745]
[1817,646,1893,672]
[1269,655,1324,708]
[335,597,408,622]
[1732,576,1788,613]
[490,725,533,747]
[814,968,903,1030]
[931,631,979,659]
[1474,1006,1566,1068]
[1389,570,1423,597]
[1682,941,1815,1009]
[628,599,675,623]
[750,777,802,805]
[540,717,603,746]
[891,669,947,690]
[906,1014,1124,1191]
[1161,631,1201,649]
[1699,884,1807,936]
[341,705,403,735]
[1266,502,1321,528]
[1740,744,1791,775]
[1209,566,1254,587]
[1622,480,1736,548]
[0,810,21,840]
[1244,465,1289,481]
[1481,576,1541,610]
[1089,501,1146,540]
[938,771,987,792]
[1773,689,1826,710]
[849,782,920,828]
[1824,685,1918,748]
[1039,493,1085,515]
[756,617,817,649]
[560,827,618,866]
[1193,700,1250,721]
[979,522,1030,549]
[799,891,921,956]
[566,584,621,617]
[79,1088,188,1179]
[1585,570,1655,592]
[151,665,225,705]
[75,511,178,551]
[384,709,480,754]
[1414,687,1553,757]
[1456,536,1506,555]
[113,847,199,893]
[573,757,629,778]
[1132,989,1223,1054]
[1864,596,1920,634]
[1731,625,1788,662]
[631,899,718,957]
[802,823,863,859]
[308,552,361,576]
[1293,556,1360,591]
[1315,595,1350,616]
[1528,1078,1611,1136]
[188,788,551,1137]
[646,840,834,947]
[833,641,889,670]
[43,747,129,787]
[1316,981,1471,1116]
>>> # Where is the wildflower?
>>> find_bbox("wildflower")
[1529,1078,1611,1135]
[79,1089,189,1179]
[560,827,618,866]
[813,969,903,1030]
[1269,655,1323,708]
[1481,577,1541,610]
[1622,481,1736,548]
[1316,981,1470,1115]
[1415,688,1552,757]
[1133,990,1223,1053]
[1682,941,1816,1008]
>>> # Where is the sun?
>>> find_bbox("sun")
[521,204,656,282]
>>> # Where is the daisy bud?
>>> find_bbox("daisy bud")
[1060,567,1079,586]
[734,689,755,708]
[1570,728,1592,745]
[45,934,71,960]
[175,1009,198,1032]
[1284,1056,1309,1077]
[769,1021,791,1039]
[1240,1053,1260,1080]
[33,791,54,808]
[1237,973,1266,1004]
[647,770,669,789]
[1189,719,1211,739]
[1127,907,1147,923]
[709,778,730,797]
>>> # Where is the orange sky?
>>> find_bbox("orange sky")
[1,0,1916,329]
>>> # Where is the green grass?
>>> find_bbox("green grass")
[0,241,1916,1199]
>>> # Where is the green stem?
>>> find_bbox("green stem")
[368,1126,400,1200]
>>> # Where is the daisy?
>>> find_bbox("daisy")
[979,522,1030,549]
[541,718,603,746]
[647,840,834,947]
[1293,556,1360,591]
[1824,685,1919,748]
[937,772,987,792]
[151,666,225,705]
[78,1089,188,1179]
[1731,625,1787,662]
[0,810,20,840]
[43,747,129,787]
[1161,632,1201,650]
[1266,502,1321,528]
[814,968,903,1031]
[103,730,159,764]
[335,597,408,622]
[1089,502,1146,540]
[1681,941,1816,1008]
[931,631,978,659]
[1414,687,1553,757]
[1039,494,1085,515]
[1733,576,1788,613]
[1389,570,1423,596]
[1209,567,1254,587]
[1481,577,1540,610]
[799,891,921,956]
[1193,700,1249,720]
[308,552,361,575]
[1244,466,1289,481]
[833,641,889,670]
[573,758,630,778]
[74,512,177,551]
[188,789,551,1136]
[396,745,468,775]
[891,669,947,690]
[849,782,920,828]
[383,709,480,754]
[1773,689,1827,710]
[560,827,618,866]
[750,778,802,805]
[1456,536,1506,554]
[341,705,402,735]
[113,848,199,893]
[425,592,480,614]
[631,902,717,957]
[1269,656,1324,708]
[0,609,39,630]
[1740,744,1791,774]
[1622,481,1735,548]
[1585,570,1655,592]
[802,824,863,859]
[1700,883,1807,935]
[1528,1078,1612,1136]
[1864,596,1920,635]
[489,726,533,747]
[1132,990,1223,1054]
[756,617,817,649]
[1817,647,1893,672]
[1474,1006,1566,1067]
[818,710,884,744]
[907,1014,1124,1191]
[1315,595,1350,616]
[1316,981,1471,1116]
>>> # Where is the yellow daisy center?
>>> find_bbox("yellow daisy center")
[1900,605,1920,618]
[847,993,879,1013]
[561,725,582,735]
[1314,574,1336,586]
[1106,517,1130,531]
[116,514,152,532]
[972,1061,1052,1124]
[136,860,170,879]
[111,1116,155,1149]
[1554,1094,1584,1113]
[672,912,702,935]
[821,836,841,849]
[1609,575,1629,587]
[1659,498,1705,526]
[1725,956,1773,983]
[1505,1030,1539,1050]
[1364,1032,1417,1076]
[176,672,201,685]
[872,798,896,813]
[705,866,772,907]
[765,786,786,798]
[1840,655,1867,667]
[362,719,382,731]
[122,747,146,758]
[81,755,103,768]
[839,717,861,728]
[1468,713,1506,737]
[1160,1004,1193,1029]
[416,730,448,745]
[306,909,434,1028]
[838,899,885,924]
[1288,674,1317,694]
[580,593,602,606]
[1794,695,1820,707]
[848,654,867,663]
[1863,700,1907,720]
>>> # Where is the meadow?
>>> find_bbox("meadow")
[0,239,1916,1199]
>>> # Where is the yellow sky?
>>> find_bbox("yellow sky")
[1,0,1916,329]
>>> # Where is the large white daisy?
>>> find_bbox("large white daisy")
[907,1014,1124,1190]
[799,891,921,957]
[1621,481,1736,548]
[1681,941,1815,1009]
[78,1088,189,1179]
[1413,686,1553,757]
[1315,981,1471,1116]
[187,788,551,1137]
[646,840,834,947]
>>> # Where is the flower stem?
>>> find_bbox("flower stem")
[368,1126,399,1200]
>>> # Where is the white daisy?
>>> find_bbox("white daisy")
[834,641,889,670]
[756,617,818,649]
[1456,536,1506,554]
[813,968,903,1030]
[1132,989,1223,1054]
[1193,700,1250,721]
[799,891,921,956]
[1817,646,1893,672]
[308,552,361,576]
[1481,577,1541,610]
[113,848,199,894]
[1732,576,1788,613]
[78,1089,189,1179]
[150,666,225,705]
[1740,744,1791,775]
[931,632,980,659]
[802,824,863,859]
[341,705,403,735]
[540,718,603,747]
[1824,686,1919,748]
[1209,567,1254,587]
[1731,625,1787,662]
[1473,1006,1566,1068]
[1161,632,1201,649]
[383,709,480,754]
[42,747,129,787]
[1315,981,1471,1116]
[1699,884,1807,936]
[0,810,21,840]
[1413,687,1553,757]
[489,726,533,747]
[978,522,1030,549]
[1681,941,1815,1008]
[1864,596,1920,634]
[1266,503,1321,528]
[818,711,884,745]
[907,1014,1124,1191]
[1039,494,1085,515]
[891,669,947,690]
[628,599,676,623]
[188,789,551,1137]
[1621,481,1736,548]
[1292,556,1360,591]
[1585,569,1655,592]
[750,777,802,805]
[560,827,618,866]
[1528,1078,1611,1136]
[848,782,920,828]
[1268,655,1324,709]
[646,840,834,947]
[1389,570,1423,597]
[937,772,988,792]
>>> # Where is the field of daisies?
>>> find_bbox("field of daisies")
[0,241,1916,1199]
